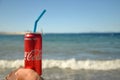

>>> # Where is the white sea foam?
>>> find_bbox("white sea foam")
[0,60,24,69]
[0,59,120,70]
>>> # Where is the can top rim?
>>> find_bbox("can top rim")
[25,32,42,34]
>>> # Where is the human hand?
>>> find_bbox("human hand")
[5,67,44,80]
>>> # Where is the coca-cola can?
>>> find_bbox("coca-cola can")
[24,33,42,75]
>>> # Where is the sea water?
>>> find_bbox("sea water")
[0,33,120,80]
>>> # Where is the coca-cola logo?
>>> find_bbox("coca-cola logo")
[25,49,42,61]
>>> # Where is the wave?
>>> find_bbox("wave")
[0,59,120,70]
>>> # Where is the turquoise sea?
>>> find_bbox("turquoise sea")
[0,33,120,80]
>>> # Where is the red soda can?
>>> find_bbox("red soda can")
[24,33,42,75]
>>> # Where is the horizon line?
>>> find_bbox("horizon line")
[0,31,120,35]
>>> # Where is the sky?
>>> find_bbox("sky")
[0,0,120,33]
